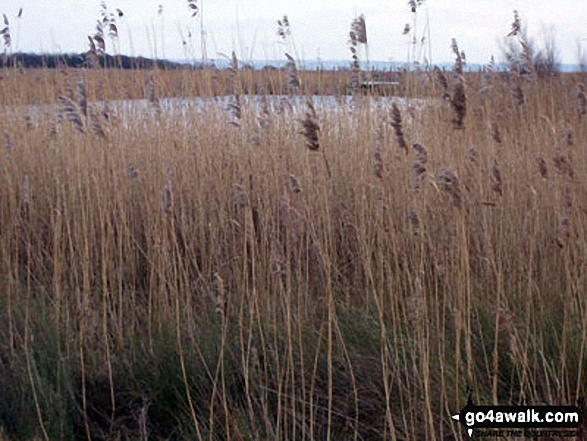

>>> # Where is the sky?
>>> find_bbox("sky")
[1,0,586,65]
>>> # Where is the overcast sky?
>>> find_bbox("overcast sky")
[2,0,586,65]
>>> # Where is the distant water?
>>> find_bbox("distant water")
[2,95,434,130]
[172,58,584,73]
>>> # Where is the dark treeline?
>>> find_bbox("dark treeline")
[0,52,189,69]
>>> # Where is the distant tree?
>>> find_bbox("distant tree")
[499,12,561,78]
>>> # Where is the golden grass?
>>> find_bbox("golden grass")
[0,64,586,439]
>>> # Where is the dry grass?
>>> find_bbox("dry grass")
[0,57,586,440]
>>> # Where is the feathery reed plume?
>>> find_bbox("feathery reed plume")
[349,46,361,95]
[277,15,290,40]
[536,157,548,179]
[467,149,479,165]
[234,184,247,209]
[559,216,571,243]
[451,76,466,129]
[24,115,33,130]
[505,51,520,76]
[490,161,503,196]
[146,74,161,116]
[512,80,525,106]
[86,36,99,68]
[228,51,241,126]
[433,66,451,100]
[4,132,12,156]
[437,168,463,208]
[89,108,107,139]
[77,81,88,119]
[92,19,106,58]
[390,103,408,152]
[301,99,320,151]
[21,175,29,204]
[411,143,428,189]
[58,95,85,134]
[351,15,367,45]
[87,1,119,64]
[60,68,75,101]
[187,0,198,17]
[552,151,574,179]
[285,53,300,91]
[270,237,286,278]
[213,272,226,319]
[451,38,464,75]
[412,163,426,190]
[408,0,425,13]
[128,164,139,182]
[491,306,514,334]
[348,15,368,96]
[1,13,10,51]
[508,10,521,37]
[408,208,420,236]
[95,79,113,128]
[161,182,172,214]
[403,23,410,35]
[556,190,573,247]
[412,143,428,165]
[288,174,302,194]
[407,276,424,329]
[490,122,502,144]
[300,100,332,177]
[258,83,270,130]
[100,2,119,40]
[373,128,384,179]
[479,56,495,94]
[463,148,478,192]
[577,83,586,117]
[563,124,573,147]
[519,39,536,80]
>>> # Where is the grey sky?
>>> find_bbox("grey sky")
[2,0,585,65]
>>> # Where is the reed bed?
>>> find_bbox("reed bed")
[0,60,586,440]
